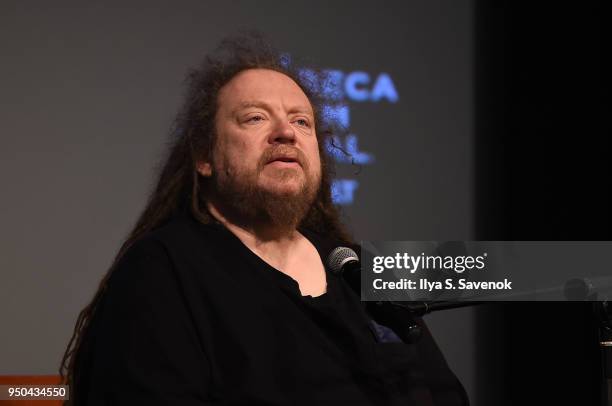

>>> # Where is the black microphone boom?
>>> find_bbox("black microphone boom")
[327,246,485,343]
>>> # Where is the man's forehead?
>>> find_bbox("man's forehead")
[218,69,314,113]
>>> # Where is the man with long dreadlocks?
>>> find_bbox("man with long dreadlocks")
[61,34,469,405]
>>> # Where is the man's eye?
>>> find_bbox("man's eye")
[246,115,264,123]
[295,119,310,127]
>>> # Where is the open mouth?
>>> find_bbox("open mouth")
[268,159,301,168]
[267,156,300,166]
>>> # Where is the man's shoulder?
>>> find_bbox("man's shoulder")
[105,214,225,298]
[147,212,217,244]
[131,212,221,256]
[113,213,221,277]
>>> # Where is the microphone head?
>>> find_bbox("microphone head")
[327,246,359,275]
[564,278,597,301]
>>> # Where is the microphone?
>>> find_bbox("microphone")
[326,246,359,274]
[326,246,486,343]
[327,246,423,343]
[327,247,361,295]
[564,277,612,301]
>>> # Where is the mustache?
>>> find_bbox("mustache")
[258,146,307,169]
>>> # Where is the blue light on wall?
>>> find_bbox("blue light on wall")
[324,135,374,165]
[293,64,398,205]
[331,179,359,205]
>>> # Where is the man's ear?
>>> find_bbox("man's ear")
[196,161,212,177]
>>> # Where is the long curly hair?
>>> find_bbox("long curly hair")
[59,32,353,403]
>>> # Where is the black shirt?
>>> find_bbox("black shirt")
[73,212,469,405]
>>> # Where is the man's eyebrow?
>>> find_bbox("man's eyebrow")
[232,101,314,116]
[233,101,270,112]
[288,106,314,116]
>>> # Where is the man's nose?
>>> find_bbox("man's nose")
[268,118,296,144]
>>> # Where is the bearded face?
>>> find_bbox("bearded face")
[197,69,322,230]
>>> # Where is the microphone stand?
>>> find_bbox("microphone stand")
[390,300,487,317]
[365,300,486,344]
[368,299,610,405]
[595,301,612,406]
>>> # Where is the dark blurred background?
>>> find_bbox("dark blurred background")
[476,1,605,405]
[0,1,605,405]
